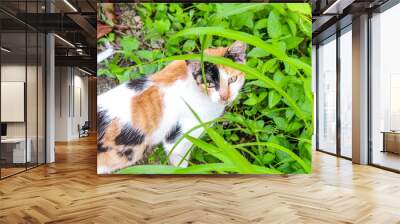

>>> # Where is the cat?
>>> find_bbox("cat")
[97,40,247,174]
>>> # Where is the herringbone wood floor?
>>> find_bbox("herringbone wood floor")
[1,135,400,224]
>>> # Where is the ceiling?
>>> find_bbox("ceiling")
[0,0,96,74]
[312,0,390,44]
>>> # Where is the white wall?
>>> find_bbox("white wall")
[55,66,69,141]
[54,67,89,141]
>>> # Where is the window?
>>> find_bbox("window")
[0,0,47,179]
[370,3,400,171]
[339,28,352,158]
[317,36,337,154]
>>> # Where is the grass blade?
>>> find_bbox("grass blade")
[215,3,269,18]
[185,135,231,164]
[171,27,311,75]
[234,142,311,173]
[174,163,282,174]
[183,100,255,173]
[116,165,181,174]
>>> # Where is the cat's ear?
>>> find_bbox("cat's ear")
[186,60,201,73]
[227,41,247,64]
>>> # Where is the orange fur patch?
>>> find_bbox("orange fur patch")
[219,65,245,77]
[98,148,128,170]
[102,118,122,148]
[131,86,163,134]
[219,77,230,101]
[151,60,188,85]
[97,143,147,171]
[204,47,227,57]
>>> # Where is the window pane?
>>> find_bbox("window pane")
[27,31,38,168]
[1,31,27,177]
[340,29,352,158]
[318,37,337,154]
[38,32,45,165]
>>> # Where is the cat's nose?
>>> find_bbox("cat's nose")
[220,94,229,102]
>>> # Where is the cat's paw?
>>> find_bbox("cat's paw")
[97,166,114,174]
[169,156,189,168]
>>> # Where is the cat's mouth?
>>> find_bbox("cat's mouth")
[218,98,234,106]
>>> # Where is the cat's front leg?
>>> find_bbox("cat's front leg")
[163,140,191,168]
[163,124,203,168]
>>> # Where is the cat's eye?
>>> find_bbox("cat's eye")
[207,82,215,88]
[196,75,202,83]
[228,76,238,84]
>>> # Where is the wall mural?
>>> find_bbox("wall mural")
[96,3,313,174]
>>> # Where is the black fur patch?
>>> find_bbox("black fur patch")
[126,76,148,92]
[193,62,220,90]
[123,148,134,161]
[165,123,182,144]
[97,143,108,153]
[115,123,145,146]
[224,52,236,61]
[97,108,111,142]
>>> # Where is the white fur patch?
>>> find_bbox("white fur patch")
[98,85,135,123]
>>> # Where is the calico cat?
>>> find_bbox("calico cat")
[97,40,247,174]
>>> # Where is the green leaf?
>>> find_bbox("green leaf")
[154,19,171,34]
[244,93,258,106]
[195,3,210,12]
[192,149,206,163]
[235,142,311,173]
[185,135,229,164]
[268,11,282,39]
[121,36,139,53]
[116,165,180,174]
[262,58,278,73]
[271,4,287,16]
[247,80,269,88]
[298,17,312,37]
[268,90,281,108]
[285,108,295,120]
[231,12,254,29]
[286,121,303,132]
[262,153,275,165]
[175,163,281,174]
[136,50,153,61]
[285,36,304,50]
[216,3,268,18]
[247,47,270,58]
[254,18,268,30]
[258,92,268,102]
[230,133,240,142]
[142,64,157,74]
[287,3,311,16]
[183,40,196,52]
[287,19,297,36]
